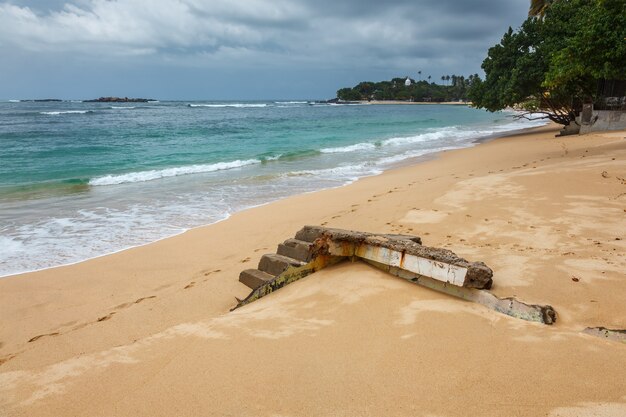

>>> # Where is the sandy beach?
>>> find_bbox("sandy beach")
[1,124,625,416]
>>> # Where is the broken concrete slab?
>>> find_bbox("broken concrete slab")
[307,225,492,289]
[295,225,422,246]
[364,259,556,325]
[233,226,555,325]
[582,327,626,343]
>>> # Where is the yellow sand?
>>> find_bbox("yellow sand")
[1,125,625,417]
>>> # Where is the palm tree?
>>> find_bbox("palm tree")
[441,75,446,85]
[529,0,553,17]
[418,70,422,81]
[446,75,451,86]
[427,75,431,83]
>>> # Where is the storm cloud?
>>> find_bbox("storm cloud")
[0,0,531,99]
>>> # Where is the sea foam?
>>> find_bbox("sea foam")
[89,159,261,186]
[40,110,93,115]
[188,103,268,108]
[320,142,378,153]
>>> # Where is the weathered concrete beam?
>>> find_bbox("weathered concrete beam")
[233,226,554,325]
[305,226,492,289]
[363,259,556,325]
[582,327,626,343]
[295,225,422,245]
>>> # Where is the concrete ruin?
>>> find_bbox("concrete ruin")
[559,105,626,136]
[582,327,626,343]
[235,226,557,325]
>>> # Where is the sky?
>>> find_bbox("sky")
[0,0,531,100]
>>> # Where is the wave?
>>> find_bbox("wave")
[261,154,283,162]
[188,103,268,108]
[376,146,459,166]
[274,101,308,104]
[40,110,93,115]
[89,159,261,186]
[110,106,136,109]
[327,102,366,106]
[321,142,378,153]
[289,163,381,178]
[8,99,20,103]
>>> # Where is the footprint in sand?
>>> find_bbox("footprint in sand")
[202,269,221,281]
[28,332,60,343]
[240,257,251,263]
[113,295,156,310]
[97,312,116,322]
[184,281,196,289]
[0,354,16,366]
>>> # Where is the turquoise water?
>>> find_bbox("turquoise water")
[0,100,545,276]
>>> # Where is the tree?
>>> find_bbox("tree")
[529,0,553,16]
[336,75,477,102]
[336,87,362,101]
[469,0,626,125]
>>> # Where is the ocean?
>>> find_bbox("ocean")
[0,100,546,277]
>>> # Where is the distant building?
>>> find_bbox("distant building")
[405,77,412,86]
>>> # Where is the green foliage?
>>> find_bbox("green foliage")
[544,0,626,87]
[336,75,479,102]
[469,0,626,125]
[529,0,553,16]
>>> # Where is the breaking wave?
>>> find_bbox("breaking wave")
[188,103,268,108]
[89,159,261,186]
[40,110,93,115]
[321,142,378,153]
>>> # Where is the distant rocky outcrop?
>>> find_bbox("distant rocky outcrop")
[83,97,155,103]
[19,99,63,102]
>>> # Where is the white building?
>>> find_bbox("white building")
[405,77,412,86]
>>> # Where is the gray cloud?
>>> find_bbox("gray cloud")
[0,0,530,99]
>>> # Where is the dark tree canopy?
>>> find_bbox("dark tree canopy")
[469,0,626,125]
[336,75,480,103]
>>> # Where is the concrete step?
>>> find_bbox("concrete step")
[294,225,325,242]
[258,253,305,276]
[239,269,275,290]
[277,238,314,262]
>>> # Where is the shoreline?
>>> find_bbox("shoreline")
[359,100,470,105]
[0,121,545,279]
[1,124,625,416]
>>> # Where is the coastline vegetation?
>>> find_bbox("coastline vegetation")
[337,75,479,103]
[469,0,626,125]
